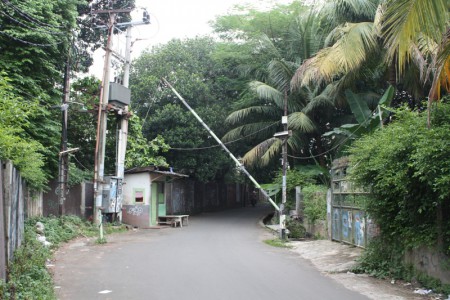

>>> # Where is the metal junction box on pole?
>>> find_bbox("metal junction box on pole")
[101,176,123,214]
[108,82,131,107]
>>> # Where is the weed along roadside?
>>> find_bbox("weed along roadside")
[0,216,126,299]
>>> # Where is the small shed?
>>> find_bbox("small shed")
[122,166,188,228]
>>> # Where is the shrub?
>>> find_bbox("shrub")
[302,185,328,224]
[348,104,450,253]
[0,216,126,299]
[286,219,306,239]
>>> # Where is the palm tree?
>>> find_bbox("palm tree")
[222,10,334,167]
[381,0,449,125]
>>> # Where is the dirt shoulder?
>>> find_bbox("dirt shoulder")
[288,240,445,300]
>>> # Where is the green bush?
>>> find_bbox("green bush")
[302,185,328,224]
[286,219,306,239]
[348,104,450,253]
[1,224,55,299]
[348,102,450,291]
[0,216,126,299]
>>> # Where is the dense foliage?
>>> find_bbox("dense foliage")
[302,185,328,224]
[348,101,450,276]
[130,37,240,181]
[0,75,46,189]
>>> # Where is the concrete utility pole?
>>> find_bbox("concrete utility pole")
[93,7,150,226]
[94,11,115,226]
[116,26,131,179]
[280,90,289,239]
[58,57,71,216]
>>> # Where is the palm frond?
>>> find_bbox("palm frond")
[303,94,335,114]
[243,138,281,166]
[257,33,283,59]
[288,112,315,133]
[322,0,378,25]
[382,0,448,75]
[268,59,297,92]
[288,11,324,60]
[222,121,280,142]
[225,106,279,125]
[291,22,377,88]
[286,132,307,154]
[248,81,284,108]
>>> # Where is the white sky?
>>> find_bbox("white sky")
[90,0,293,78]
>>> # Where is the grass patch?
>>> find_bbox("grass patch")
[264,238,292,248]
[0,215,127,299]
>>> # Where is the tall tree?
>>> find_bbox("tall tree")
[216,2,340,169]
[380,0,449,125]
[0,0,83,182]
[130,37,239,182]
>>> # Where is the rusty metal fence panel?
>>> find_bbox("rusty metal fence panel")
[43,180,94,220]
[331,158,375,248]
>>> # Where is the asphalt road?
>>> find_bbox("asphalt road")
[53,205,369,300]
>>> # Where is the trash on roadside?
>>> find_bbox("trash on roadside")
[414,289,432,295]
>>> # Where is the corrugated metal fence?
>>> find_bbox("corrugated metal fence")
[166,179,250,215]
[42,180,94,220]
[0,160,44,281]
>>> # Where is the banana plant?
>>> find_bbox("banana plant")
[323,85,394,143]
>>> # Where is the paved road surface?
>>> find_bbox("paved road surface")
[53,205,369,300]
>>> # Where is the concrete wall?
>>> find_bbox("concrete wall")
[405,247,450,285]
[123,173,151,205]
[122,205,151,228]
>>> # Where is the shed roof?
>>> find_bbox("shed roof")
[125,166,188,178]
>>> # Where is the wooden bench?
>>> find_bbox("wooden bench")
[158,215,189,228]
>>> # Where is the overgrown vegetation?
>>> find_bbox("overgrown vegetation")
[348,101,450,288]
[286,219,306,239]
[264,238,292,248]
[302,185,328,225]
[0,75,46,189]
[0,216,126,299]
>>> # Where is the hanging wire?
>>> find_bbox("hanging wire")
[0,10,65,36]
[169,121,280,151]
[0,30,64,47]
[1,0,66,29]
[72,154,90,171]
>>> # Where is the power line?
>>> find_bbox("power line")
[1,0,66,29]
[169,121,280,151]
[0,10,65,36]
[0,30,64,47]
[72,155,90,171]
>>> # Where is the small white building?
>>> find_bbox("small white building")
[122,166,187,227]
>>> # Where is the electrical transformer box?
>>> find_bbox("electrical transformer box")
[102,176,123,213]
[109,82,131,107]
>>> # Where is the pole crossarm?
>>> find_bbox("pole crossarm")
[162,78,280,212]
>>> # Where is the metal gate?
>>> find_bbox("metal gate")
[331,158,378,248]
